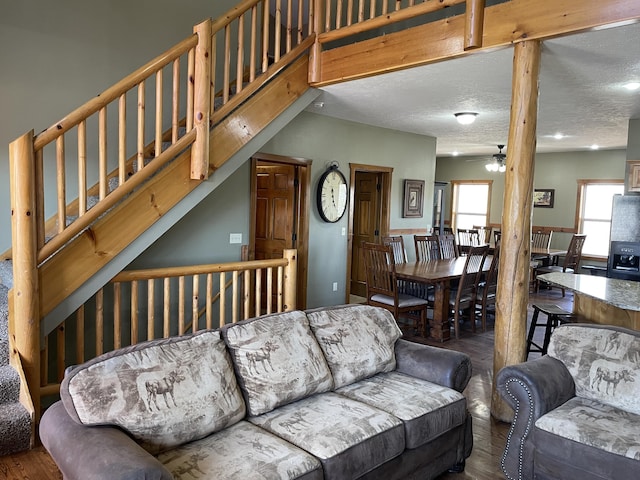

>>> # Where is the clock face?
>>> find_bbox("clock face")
[317,169,348,223]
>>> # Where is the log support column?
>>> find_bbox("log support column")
[491,40,541,422]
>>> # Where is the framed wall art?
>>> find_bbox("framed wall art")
[403,179,425,217]
[533,189,555,208]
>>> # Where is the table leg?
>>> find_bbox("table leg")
[430,281,451,342]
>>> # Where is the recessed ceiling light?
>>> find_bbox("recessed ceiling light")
[590,144,600,150]
[553,133,564,140]
[313,101,325,108]
[454,112,478,125]
[452,151,459,156]
[624,82,640,91]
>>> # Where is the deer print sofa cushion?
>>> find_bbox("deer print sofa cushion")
[306,304,403,388]
[547,324,640,415]
[60,330,245,454]
[222,310,334,416]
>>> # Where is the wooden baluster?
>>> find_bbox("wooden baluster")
[262,0,270,73]
[347,0,354,26]
[297,0,304,43]
[40,339,47,388]
[232,270,239,324]
[250,5,257,81]
[172,58,180,142]
[76,306,85,364]
[358,0,365,22]
[148,279,155,340]
[56,135,66,233]
[243,269,251,321]
[78,120,87,216]
[336,0,343,28]
[255,268,262,317]
[286,0,293,53]
[237,14,245,94]
[325,0,331,32]
[274,0,282,62]
[99,107,107,200]
[179,276,185,334]
[465,0,485,50]
[266,267,273,314]
[137,81,145,172]
[155,69,163,157]
[278,266,284,312]
[56,322,65,382]
[192,275,199,332]
[370,0,376,20]
[131,281,139,345]
[35,149,45,249]
[114,282,121,349]
[382,0,388,15]
[192,19,211,181]
[210,35,217,115]
[283,249,297,311]
[187,48,195,131]
[395,0,401,12]
[206,273,213,329]
[223,25,231,104]
[118,94,126,185]
[220,272,227,325]
[96,289,104,355]
[164,278,171,337]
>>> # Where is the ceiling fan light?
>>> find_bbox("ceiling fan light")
[498,164,506,173]
[454,112,478,125]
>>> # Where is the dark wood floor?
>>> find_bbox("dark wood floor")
[0,287,572,480]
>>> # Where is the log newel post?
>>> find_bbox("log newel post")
[464,0,485,50]
[491,40,541,422]
[283,249,297,311]
[309,0,325,83]
[9,130,41,418]
[191,19,212,180]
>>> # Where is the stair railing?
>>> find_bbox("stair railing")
[39,249,297,399]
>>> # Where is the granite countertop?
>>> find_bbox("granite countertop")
[537,273,640,312]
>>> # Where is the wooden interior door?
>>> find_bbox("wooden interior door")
[255,162,297,308]
[350,171,383,297]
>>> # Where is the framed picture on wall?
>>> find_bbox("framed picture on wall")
[403,180,425,217]
[533,189,555,208]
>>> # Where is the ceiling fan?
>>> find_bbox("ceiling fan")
[485,144,506,172]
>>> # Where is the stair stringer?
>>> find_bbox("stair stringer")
[41,86,320,337]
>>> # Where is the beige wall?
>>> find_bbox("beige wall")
[435,148,627,249]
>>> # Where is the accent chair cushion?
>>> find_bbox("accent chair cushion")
[306,304,403,388]
[222,311,334,416]
[548,324,640,415]
[60,330,246,454]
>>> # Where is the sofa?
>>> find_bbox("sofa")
[40,304,473,479]
[496,323,640,480]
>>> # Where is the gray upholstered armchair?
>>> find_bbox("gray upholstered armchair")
[496,323,640,480]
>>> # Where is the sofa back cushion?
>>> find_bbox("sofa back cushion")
[306,304,402,388]
[60,330,246,454]
[222,310,334,416]
[548,324,640,415]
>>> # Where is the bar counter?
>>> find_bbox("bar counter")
[537,272,640,330]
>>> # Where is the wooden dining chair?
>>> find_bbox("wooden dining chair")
[414,235,441,262]
[362,242,431,336]
[449,244,489,339]
[457,228,480,255]
[437,233,458,259]
[531,230,553,265]
[382,236,407,264]
[535,234,586,296]
[493,230,502,248]
[473,225,493,245]
[475,246,500,332]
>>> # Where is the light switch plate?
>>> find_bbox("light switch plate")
[229,233,242,244]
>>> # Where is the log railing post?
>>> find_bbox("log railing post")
[191,19,212,180]
[464,0,485,50]
[491,40,541,422]
[309,0,325,83]
[283,249,297,311]
[9,130,41,417]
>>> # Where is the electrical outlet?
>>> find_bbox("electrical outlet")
[229,233,242,244]
[332,282,338,291]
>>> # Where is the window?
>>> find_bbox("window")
[577,180,624,257]
[451,181,492,230]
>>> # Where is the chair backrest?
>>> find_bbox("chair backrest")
[414,235,440,261]
[483,247,500,297]
[438,233,459,259]
[382,236,407,264]
[473,225,493,244]
[563,234,587,271]
[455,244,490,303]
[457,228,480,254]
[362,242,397,300]
[493,230,502,247]
[532,230,552,249]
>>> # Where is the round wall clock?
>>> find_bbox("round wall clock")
[317,166,348,223]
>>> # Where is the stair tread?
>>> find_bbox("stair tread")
[0,401,32,456]
[0,365,20,405]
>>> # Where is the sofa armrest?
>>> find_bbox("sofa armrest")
[40,401,173,480]
[394,339,472,392]
[496,355,576,480]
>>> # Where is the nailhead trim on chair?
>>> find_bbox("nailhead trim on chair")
[501,378,535,480]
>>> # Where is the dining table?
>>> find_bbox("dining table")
[395,256,491,342]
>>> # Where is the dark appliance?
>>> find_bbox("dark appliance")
[608,195,640,281]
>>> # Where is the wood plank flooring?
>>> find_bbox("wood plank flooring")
[0,287,572,480]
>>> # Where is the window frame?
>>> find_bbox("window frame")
[451,180,493,231]
[575,179,624,259]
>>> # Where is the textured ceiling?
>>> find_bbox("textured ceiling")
[308,21,640,159]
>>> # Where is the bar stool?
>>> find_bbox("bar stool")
[526,303,576,359]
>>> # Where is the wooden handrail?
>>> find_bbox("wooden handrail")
[212,0,264,33]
